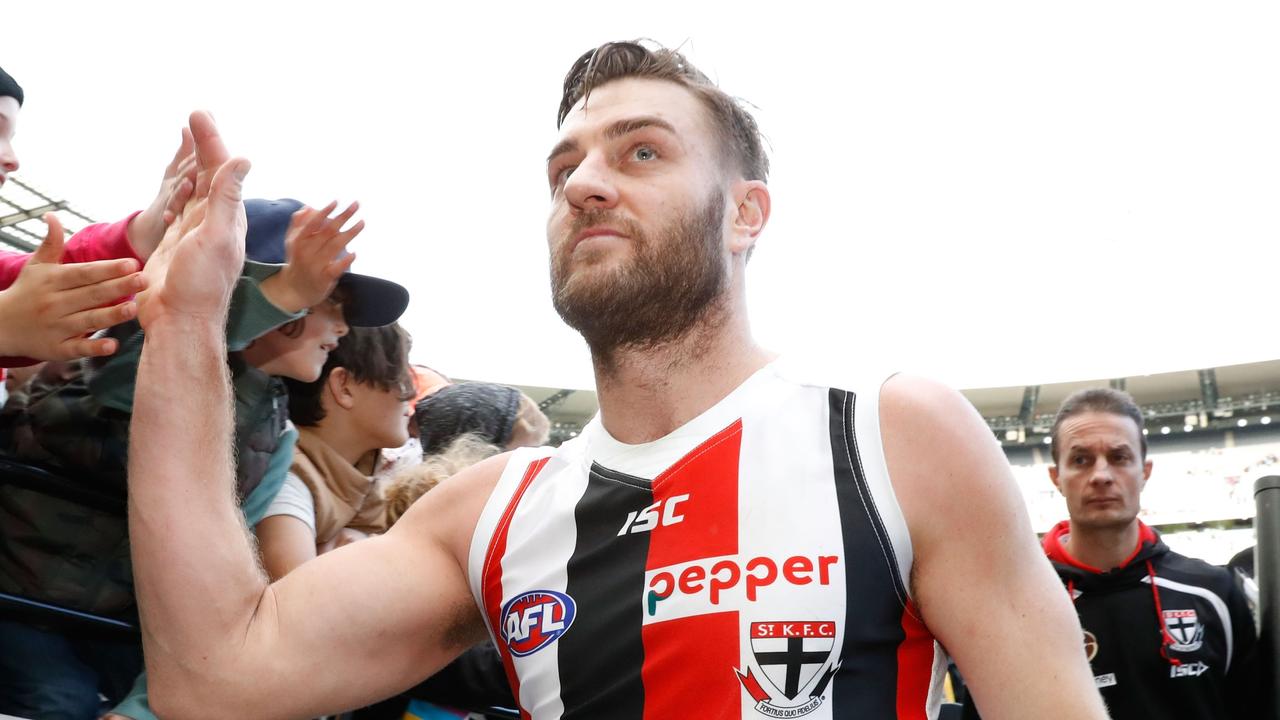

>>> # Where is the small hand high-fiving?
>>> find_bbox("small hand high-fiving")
[136,112,251,331]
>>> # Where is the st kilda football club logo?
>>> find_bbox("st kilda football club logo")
[501,590,576,656]
[736,621,839,718]
[1162,609,1204,653]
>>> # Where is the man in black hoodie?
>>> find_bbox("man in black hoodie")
[967,387,1260,718]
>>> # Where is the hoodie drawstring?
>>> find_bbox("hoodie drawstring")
[1146,559,1182,667]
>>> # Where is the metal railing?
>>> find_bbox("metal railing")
[1255,475,1280,719]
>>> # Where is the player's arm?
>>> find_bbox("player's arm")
[133,312,504,718]
[128,112,499,720]
[879,375,1108,720]
[135,403,502,718]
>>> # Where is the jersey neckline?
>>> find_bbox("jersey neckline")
[580,358,785,474]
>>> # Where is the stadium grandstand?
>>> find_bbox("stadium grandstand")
[517,361,1279,564]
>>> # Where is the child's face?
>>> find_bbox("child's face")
[347,376,414,452]
[245,298,349,381]
[0,96,20,187]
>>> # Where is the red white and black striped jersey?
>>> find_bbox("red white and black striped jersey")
[468,360,948,719]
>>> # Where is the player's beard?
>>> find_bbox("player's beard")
[551,189,729,364]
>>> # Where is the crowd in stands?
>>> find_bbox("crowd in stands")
[0,64,548,719]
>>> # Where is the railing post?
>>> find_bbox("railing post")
[1255,475,1280,718]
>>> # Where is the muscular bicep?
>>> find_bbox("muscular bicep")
[879,375,1106,720]
[245,528,484,715]
[195,454,510,720]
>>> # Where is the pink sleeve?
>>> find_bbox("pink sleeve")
[0,251,33,365]
[0,211,144,367]
[0,251,30,291]
[61,211,144,265]
[0,211,143,292]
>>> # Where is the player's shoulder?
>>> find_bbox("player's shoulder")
[875,373,987,447]
[429,445,571,523]
[774,358,970,420]
[874,374,1017,525]
[775,358,993,471]
[497,444,569,484]
[398,452,517,556]
[771,355,898,397]
[429,446,560,507]
[879,373,972,417]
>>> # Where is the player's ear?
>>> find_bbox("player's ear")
[728,180,770,257]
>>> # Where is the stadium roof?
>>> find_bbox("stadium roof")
[0,177,97,253]
[968,359,1280,418]
[518,358,1280,446]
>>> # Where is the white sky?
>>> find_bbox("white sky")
[4,1,1278,391]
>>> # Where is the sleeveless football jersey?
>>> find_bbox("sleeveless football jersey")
[467,360,948,719]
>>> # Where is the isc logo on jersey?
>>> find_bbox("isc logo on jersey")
[501,590,576,657]
[617,493,690,535]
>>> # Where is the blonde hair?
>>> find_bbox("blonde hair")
[383,434,501,526]
[509,392,551,449]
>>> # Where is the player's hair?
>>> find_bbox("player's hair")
[559,40,769,183]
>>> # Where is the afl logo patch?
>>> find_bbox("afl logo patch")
[1083,630,1099,661]
[502,590,576,657]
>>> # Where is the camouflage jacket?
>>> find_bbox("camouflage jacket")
[0,265,302,620]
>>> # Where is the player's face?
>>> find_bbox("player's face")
[546,78,732,353]
[0,96,20,187]
[245,298,350,382]
[1049,411,1152,532]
